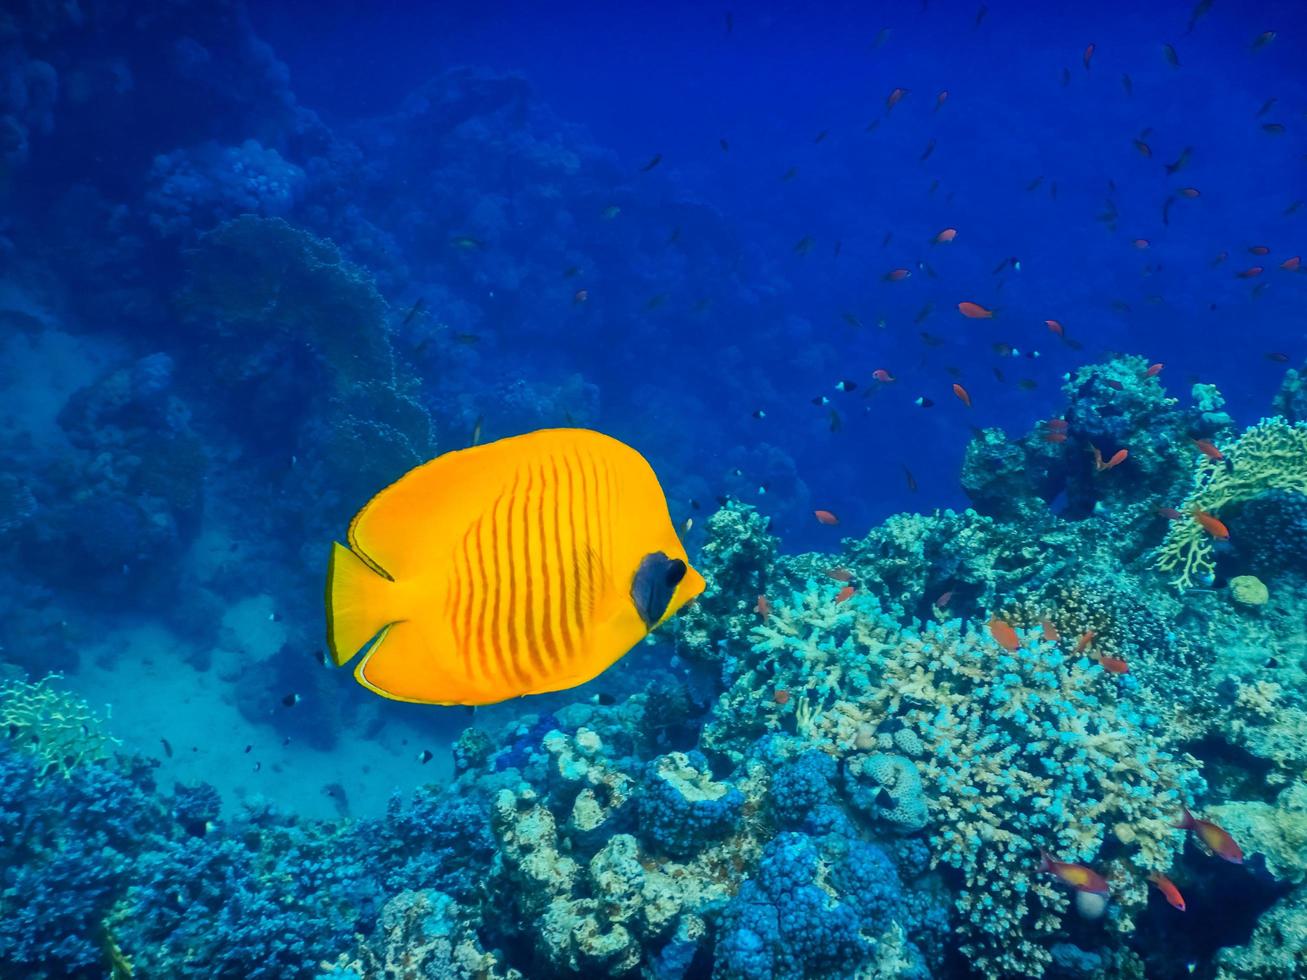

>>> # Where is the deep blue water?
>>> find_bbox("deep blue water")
[2,1,1306,977]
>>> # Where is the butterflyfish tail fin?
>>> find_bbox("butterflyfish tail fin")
[326,541,398,667]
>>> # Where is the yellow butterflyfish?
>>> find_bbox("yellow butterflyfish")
[325,428,705,706]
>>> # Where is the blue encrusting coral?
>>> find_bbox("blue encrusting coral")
[3,1,1307,978]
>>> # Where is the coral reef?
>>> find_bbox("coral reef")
[1156,418,1307,588]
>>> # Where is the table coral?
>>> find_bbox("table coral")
[1156,417,1307,588]
[0,674,119,782]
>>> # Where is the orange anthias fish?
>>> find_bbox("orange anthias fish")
[1098,654,1129,674]
[1192,439,1224,461]
[1045,319,1065,337]
[958,301,995,319]
[1041,619,1060,642]
[814,509,840,526]
[1092,445,1128,471]
[886,86,909,109]
[1236,266,1264,279]
[885,268,912,281]
[827,568,854,582]
[755,595,772,623]
[1148,872,1186,911]
[325,428,704,705]
[952,383,972,408]
[1282,256,1302,271]
[988,617,1021,651]
[873,369,896,383]
[1039,852,1110,894]
[1176,808,1243,863]
[1144,362,1164,377]
[934,227,958,244]
[1193,508,1230,540]
[934,589,954,610]
[773,688,790,705]
[835,585,857,604]
[1083,42,1095,69]
[1075,629,1096,653]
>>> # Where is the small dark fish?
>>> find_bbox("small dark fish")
[1163,195,1175,225]
[752,409,766,420]
[1266,657,1280,669]
[449,235,484,251]
[454,333,480,345]
[882,231,893,246]
[417,749,434,764]
[914,303,934,324]
[975,4,988,27]
[1284,200,1303,216]
[1121,73,1133,96]
[725,11,733,33]
[281,693,300,707]
[1026,175,1044,191]
[1165,146,1193,175]
[873,27,892,49]
[1061,66,1071,87]
[814,129,829,144]
[794,236,815,255]
[1185,0,1212,35]
[915,395,935,408]
[920,138,936,162]
[323,782,350,816]
[920,331,945,347]
[646,293,669,309]
[470,415,483,447]
[1163,43,1180,68]
[781,166,799,181]
[244,744,252,753]
[160,737,173,758]
[1251,30,1276,51]
[563,265,581,278]
[829,408,843,432]
[666,226,681,244]
[1262,123,1286,135]
[1018,379,1039,391]
[835,379,858,392]
[719,137,730,151]
[253,761,261,772]
[902,465,918,492]
[402,298,426,326]
[592,692,617,706]
[866,118,881,133]
[1256,98,1277,118]
[1266,352,1290,362]
[842,311,862,328]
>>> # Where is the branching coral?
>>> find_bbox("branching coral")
[864,619,1202,977]
[1156,418,1307,588]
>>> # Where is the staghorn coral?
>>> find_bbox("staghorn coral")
[1156,417,1307,588]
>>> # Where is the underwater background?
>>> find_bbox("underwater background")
[2,0,1307,976]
